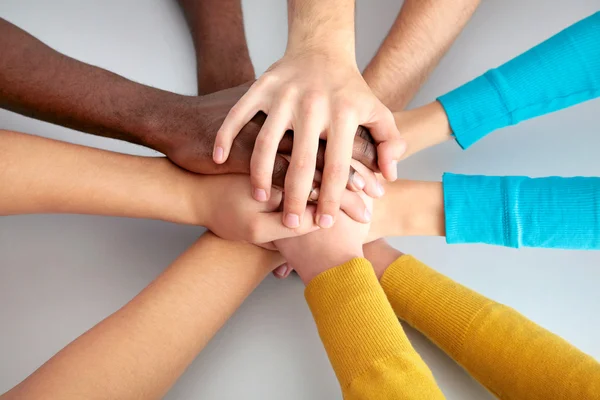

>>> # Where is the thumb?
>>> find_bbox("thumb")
[376,138,405,181]
[272,263,294,279]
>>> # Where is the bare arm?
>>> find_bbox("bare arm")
[372,178,445,240]
[0,17,176,149]
[363,0,480,110]
[0,130,191,222]
[0,130,373,243]
[177,0,255,94]
[0,129,322,242]
[1,232,280,400]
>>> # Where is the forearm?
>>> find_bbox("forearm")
[379,255,600,400]
[0,130,200,224]
[305,258,444,399]
[371,179,445,239]
[0,18,175,151]
[177,0,254,94]
[444,173,600,249]
[372,171,600,251]
[363,0,480,110]
[438,11,600,149]
[286,0,355,57]
[2,233,279,400]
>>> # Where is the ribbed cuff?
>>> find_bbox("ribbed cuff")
[443,173,600,249]
[443,172,514,247]
[305,258,412,387]
[380,255,493,360]
[437,71,511,150]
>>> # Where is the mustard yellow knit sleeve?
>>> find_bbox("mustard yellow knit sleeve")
[305,258,445,399]
[381,255,600,400]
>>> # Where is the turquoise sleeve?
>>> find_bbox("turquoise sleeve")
[437,12,600,149]
[443,173,600,250]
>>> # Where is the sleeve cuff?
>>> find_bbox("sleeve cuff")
[443,173,600,249]
[305,258,413,387]
[443,172,517,247]
[438,71,512,149]
[380,255,494,360]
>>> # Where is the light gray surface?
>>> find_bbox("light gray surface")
[0,1,599,399]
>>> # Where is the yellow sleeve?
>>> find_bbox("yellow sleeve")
[381,255,600,400]
[305,258,445,400]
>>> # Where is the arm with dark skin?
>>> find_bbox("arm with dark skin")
[0,18,377,189]
[177,0,255,95]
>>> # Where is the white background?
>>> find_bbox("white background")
[1,1,599,399]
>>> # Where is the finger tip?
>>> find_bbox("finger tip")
[253,187,269,202]
[283,213,301,229]
[317,214,334,229]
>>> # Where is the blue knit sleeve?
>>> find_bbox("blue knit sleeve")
[437,12,600,149]
[443,173,600,250]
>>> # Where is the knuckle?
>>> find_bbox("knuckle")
[254,134,274,149]
[358,139,377,162]
[319,198,340,211]
[227,104,244,120]
[259,73,278,87]
[285,192,307,209]
[252,165,272,182]
[355,125,374,142]
[335,98,357,114]
[292,151,316,171]
[301,91,327,112]
[325,163,348,182]
[272,158,288,188]
[280,85,299,101]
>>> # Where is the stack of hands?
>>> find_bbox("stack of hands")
[5,3,599,398]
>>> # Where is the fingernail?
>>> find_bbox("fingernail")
[364,207,372,222]
[352,173,365,190]
[318,214,334,228]
[275,264,289,277]
[284,213,300,228]
[398,140,407,157]
[389,161,398,181]
[213,146,224,163]
[254,188,268,202]
[377,182,385,197]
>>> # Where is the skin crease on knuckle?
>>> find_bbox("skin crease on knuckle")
[284,192,308,211]
[324,163,347,185]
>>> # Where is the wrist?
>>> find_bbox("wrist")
[152,159,206,225]
[200,232,283,276]
[176,172,213,226]
[374,180,445,237]
[133,91,193,155]
[286,6,356,59]
[298,250,364,286]
[284,37,356,67]
[394,101,453,160]
[363,239,403,280]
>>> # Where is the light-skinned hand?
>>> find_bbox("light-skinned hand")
[274,192,373,285]
[188,174,371,246]
[213,52,403,231]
